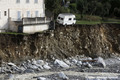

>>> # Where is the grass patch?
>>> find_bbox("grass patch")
[101,18,120,24]
[75,14,102,21]
[0,32,28,35]
[76,20,120,25]
[75,14,120,25]
[76,20,101,25]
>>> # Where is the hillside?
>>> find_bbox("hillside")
[0,24,120,62]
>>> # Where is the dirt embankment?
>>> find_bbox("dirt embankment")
[0,24,120,62]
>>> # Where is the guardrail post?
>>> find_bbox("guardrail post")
[45,17,46,23]
[35,17,38,24]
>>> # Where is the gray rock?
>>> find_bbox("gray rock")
[31,65,39,70]
[24,69,34,73]
[35,64,43,69]
[96,57,106,68]
[37,77,47,80]
[32,59,37,65]
[5,74,14,79]
[87,62,93,68]
[7,62,21,73]
[43,64,51,70]
[27,60,31,63]
[7,63,17,67]
[87,57,92,60]
[58,72,69,80]
[36,60,45,65]
[64,59,71,65]
[54,59,70,68]
[77,61,82,66]
[71,59,78,64]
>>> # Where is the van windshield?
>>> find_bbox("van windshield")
[58,17,60,19]
[58,17,64,20]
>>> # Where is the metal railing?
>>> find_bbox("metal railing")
[23,17,51,25]
[9,17,51,25]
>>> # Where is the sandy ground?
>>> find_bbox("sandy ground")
[1,71,120,80]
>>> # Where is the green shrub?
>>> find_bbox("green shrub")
[83,15,102,21]
[69,3,77,13]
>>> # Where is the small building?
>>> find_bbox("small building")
[0,0,50,34]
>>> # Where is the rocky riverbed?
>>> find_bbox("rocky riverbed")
[0,55,120,80]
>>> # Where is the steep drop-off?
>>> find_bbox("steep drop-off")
[0,24,120,62]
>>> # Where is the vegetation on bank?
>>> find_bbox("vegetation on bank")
[76,15,120,25]
[0,32,28,35]
[45,0,120,24]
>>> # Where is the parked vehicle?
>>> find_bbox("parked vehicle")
[57,13,76,25]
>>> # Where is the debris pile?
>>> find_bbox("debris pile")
[0,56,106,74]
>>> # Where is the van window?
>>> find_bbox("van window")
[58,17,60,19]
[69,18,72,20]
[61,18,63,20]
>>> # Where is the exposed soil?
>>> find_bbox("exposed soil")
[0,24,120,63]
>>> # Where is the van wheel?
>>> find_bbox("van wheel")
[72,23,74,26]
[65,24,67,27]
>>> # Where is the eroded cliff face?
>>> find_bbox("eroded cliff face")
[0,24,120,62]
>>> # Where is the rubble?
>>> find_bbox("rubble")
[0,56,108,74]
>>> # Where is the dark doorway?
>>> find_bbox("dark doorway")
[18,25,23,33]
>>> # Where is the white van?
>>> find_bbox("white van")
[57,13,76,25]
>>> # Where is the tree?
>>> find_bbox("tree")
[45,0,70,19]
[76,0,88,19]
[87,0,99,15]
[69,3,77,13]
[110,0,120,17]
[45,0,61,18]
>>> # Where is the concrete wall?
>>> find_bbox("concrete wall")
[0,0,45,30]
[9,20,18,32]
[23,24,49,34]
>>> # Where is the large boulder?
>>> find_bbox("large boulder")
[95,57,106,68]
[54,59,70,68]
[36,60,45,65]
[43,63,51,70]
